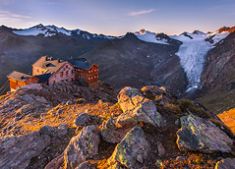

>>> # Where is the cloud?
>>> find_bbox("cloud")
[0,11,31,21]
[128,9,156,17]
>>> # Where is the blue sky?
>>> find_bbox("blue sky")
[0,0,234,35]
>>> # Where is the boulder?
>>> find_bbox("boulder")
[117,87,165,128]
[177,115,233,153]
[75,113,102,127]
[64,125,100,169]
[109,126,150,169]
[101,118,131,143]
[215,158,235,169]
[0,125,67,169]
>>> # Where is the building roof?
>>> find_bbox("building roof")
[32,56,69,73]
[7,71,32,81]
[69,58,91,70]
[34,73,51,83]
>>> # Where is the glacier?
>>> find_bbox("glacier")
[172,31,229,92]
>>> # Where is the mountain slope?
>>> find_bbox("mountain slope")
[196,31,235,112]
[81,33,187,96]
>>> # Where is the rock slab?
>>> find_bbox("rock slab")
[177,115,233,153]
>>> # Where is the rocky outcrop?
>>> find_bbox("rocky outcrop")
[64,125,100,169]
[117,87,165,128]
[215,158,235,169]
[75,113,102,127]
[109,126,150,169]
[0,125,67,169]
[0,84,235,169]
[177,115,233,153]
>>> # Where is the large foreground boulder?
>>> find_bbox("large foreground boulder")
[215,158,235,169]
[64,125,100,169]
[109,126,150,169]
[117,87,165,128]
[177,115,233,153]
[0,126,67,169]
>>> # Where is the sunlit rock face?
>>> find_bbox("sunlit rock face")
[218,108,235,136]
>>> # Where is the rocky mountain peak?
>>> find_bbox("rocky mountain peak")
[218,26,235,33]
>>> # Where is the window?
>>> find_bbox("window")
[60,72,63,77]
[65,71,68,76]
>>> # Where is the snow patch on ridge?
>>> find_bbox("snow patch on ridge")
[172,31,229,92]
[135,30,169,45]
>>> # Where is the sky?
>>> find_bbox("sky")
[0,0,235,35]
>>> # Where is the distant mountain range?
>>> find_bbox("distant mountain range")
[0,24,235,112]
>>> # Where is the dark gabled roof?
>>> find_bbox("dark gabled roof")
[7,71,32,81]
[69,58,90,70]
[34,73,51,83]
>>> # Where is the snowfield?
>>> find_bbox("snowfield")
[135,30,169,45]
[172,31,229,92]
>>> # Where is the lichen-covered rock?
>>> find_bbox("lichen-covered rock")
[117,87,165,128]
[109,126,150,169]
[75,113,102,127]
[64,125,100,169]
[177,115,233,153]
[215,158,235,169]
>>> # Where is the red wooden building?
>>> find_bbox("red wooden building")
[69,58,99,86]
[7,56,99,92]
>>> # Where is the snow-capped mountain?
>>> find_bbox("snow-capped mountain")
[13,24,71,37]
[12,24,115,40]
